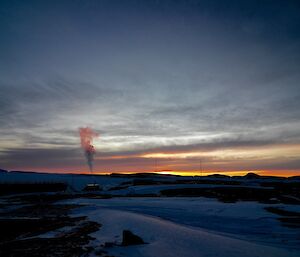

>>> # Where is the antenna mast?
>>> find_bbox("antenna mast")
[199,159,202,176]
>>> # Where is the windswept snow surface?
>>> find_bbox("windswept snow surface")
[106,184,271,196]
[66,197,300,257]
[0,171,128,191]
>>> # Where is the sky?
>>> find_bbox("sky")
[0,0,300,176]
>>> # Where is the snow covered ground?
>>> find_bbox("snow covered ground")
[0,171,129,191]
[1,171,299,256]
[65,197,300,257]
[106,184,272,196]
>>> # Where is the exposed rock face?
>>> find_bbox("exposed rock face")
[122,230,145,246]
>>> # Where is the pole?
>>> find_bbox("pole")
[200,160,202,177]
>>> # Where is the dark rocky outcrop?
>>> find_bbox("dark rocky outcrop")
[244,172,261,179]
[122,230,145,246]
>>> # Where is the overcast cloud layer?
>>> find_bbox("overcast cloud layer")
[0,0,300,175]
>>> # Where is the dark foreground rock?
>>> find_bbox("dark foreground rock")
[0,194,101,257]
[0,220,100,257]
[122,230,145,246]
[265,207,300,228]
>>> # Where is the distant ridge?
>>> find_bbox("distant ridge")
[244,172,261,179]
[207,174,230,179]
[110,172,181,177]
[1,169,298,179]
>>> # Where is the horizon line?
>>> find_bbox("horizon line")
[2,169,299,178]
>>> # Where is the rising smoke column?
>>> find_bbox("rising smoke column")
[79,127,99,172]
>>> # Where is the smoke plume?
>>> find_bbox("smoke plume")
[79,127,99,172]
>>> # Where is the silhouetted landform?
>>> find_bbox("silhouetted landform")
[243,172,261,179]
[8,170,112,178]
[0,182,67,195]
[118,172,277,179]
[1,169,299,180]
[122,230,145,246]
[110,172,296,180]
[110,172,181,178]
[0,194,101,257]
[207,174,230,179]
[289,176,300,180]
[133,178,241,186]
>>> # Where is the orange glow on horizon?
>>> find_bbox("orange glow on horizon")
[152,170,300,177]
[4,142,300,178]
[8,167,299,177]
[141,144,300,160]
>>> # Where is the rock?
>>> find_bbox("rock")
[122,230,145,246]
[103,242,115,248]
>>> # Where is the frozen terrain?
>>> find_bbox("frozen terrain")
[1,170,299,257]
[64,197,300,257]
